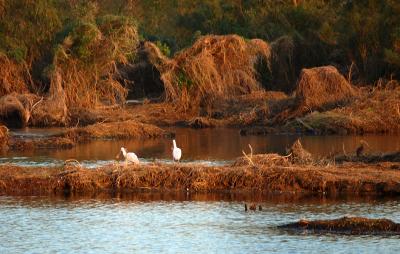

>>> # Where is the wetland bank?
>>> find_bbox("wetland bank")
[1,0,400,251]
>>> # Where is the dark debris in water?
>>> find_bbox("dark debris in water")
[278,216,400,235]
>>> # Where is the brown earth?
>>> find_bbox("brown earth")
[59,120,173,142]
[278,216,400,235]
[1,153,400,196]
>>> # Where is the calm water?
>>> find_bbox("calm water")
[1,127,399,167]
[0,195,399,253]
[2,129,400,253]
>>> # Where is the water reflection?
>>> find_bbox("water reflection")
[2,127,400,165]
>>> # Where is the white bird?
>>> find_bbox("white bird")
[120,147,140,165]
[172,139,182,162]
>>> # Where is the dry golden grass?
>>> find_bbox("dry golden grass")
[0,54,30,97]
[60,120,172,141]
[294,66,356,114]
[161,35,271,113]
[9,137,75,150]
[286,84,400,134]
[0,124,8,147]
[1,154,400,196]
[30,71,68,127]
[0,93,34,127]
[52,17,139,108]
[279,217,400,235]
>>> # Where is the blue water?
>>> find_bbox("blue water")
[0,196,399,253]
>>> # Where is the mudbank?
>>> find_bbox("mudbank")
[2,120,174,151]
[1,153,400,196]
[278,217,400,235]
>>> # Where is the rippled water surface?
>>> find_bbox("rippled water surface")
[0,195,399,253]
[2,127,400,167]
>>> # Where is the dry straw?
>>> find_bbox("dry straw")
[161,35,271,113]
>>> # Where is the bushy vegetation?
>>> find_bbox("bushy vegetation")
[134,0,400,83]
[0,0,399,106]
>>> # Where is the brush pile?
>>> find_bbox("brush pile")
[0,93,37,127]
[161,35,271,113]
[50,15,138,108]
[294,66,356,114]
[285,83,400,134]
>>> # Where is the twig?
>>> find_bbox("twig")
[64,159,82,168]
[342,143,347,157]
[347,61,355,84]
[75,119,80,128]
[31,97,44,112]
[295,117,314,132]
[242,144,254,166]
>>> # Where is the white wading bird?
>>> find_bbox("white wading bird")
[172,139,182,162]
[120,147,140,165]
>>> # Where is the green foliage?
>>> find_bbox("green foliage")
[176,70,193,90]
[154,41,171,57]
[0,0,399,89]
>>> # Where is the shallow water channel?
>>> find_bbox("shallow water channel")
[0,194,400,253]
[1,127,399,167]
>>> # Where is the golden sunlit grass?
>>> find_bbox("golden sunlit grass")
[161,35,271,113]
[1,152,399,196]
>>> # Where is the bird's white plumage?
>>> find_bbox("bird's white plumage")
[121,147,140,165]
[172,140,182,161]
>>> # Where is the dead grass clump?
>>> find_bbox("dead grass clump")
[0,124,8,148]
[233,154,291,167]
[0,165,64,195]
[51,15,139,108]
[285,85,400,134]
[9,137,75,150]
[60,167,111,194]
[279,217,400,235]
[294,66,357,114]
[288,139,313,164]
[161,35,271,113]
[0,53,29,97]
[30,71,68,126]
[0,93,32,127]
[62,120,172,141]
